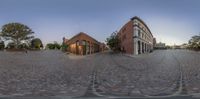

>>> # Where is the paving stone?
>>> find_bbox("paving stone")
[0,50,200,97]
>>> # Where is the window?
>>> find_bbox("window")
[82,40,86,45]
[134,20,138,25]
[138,30,141,37]
[76,40,79,45]
[142,33,143,38]
[138,23,141,27]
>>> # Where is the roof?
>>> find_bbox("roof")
[131,16,153,37]
[66,32,100,44]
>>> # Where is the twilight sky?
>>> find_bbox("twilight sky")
[0,0,200,45]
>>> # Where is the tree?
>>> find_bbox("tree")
[54,41,61,49]
[7,42,15,49]
[188,35,200,50]
[46,43,55,50]
[62,37,68,51]
[0,41,5,50]
[46,42,61,50]
[1,23,34,48]
[18,43,29,49]
[31,38,43,49]
[106,31,120,52]
[62,42,68,51]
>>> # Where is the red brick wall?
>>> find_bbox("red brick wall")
[66,32,100,45]
[118,21,134,54]
[65,32,101,55]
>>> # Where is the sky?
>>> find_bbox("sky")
[0,0,200,45]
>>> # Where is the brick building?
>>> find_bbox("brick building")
[63,32,104,55]
[118,16,154,55]
[153,38,157,48]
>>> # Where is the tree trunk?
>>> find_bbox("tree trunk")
[16,39,20,49]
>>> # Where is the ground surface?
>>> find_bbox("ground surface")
[0,50,200,99]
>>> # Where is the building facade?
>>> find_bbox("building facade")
[155,42,166,49]
[64,32,103,55]
[153,38,157,48]
[118,16,154,55]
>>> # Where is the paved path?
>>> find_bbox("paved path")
[84,50,200,98]
[1,50,200,99]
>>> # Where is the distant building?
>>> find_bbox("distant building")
[154,42,166,49]
[153,38,157,48]
[117,16,154,55]
[180,43,188,49]
[63,32,104,55]
[99,43,107,52]
[172,45,181,49]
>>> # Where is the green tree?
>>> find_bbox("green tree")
[54,41,61,50]
[18,43,29,49]
[62,42,68,51]
[7,42,15,49]
[46,43,55,50]
[1,23,34,48]
[188,35,200,50]
[31,38,43,49]
[62,37,68,51]
[46,42,61,50]
[0,41,5,50]
[106,31,120,52]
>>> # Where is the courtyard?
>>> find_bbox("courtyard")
[0,50,200,98]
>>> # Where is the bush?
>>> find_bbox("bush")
[46,42,61,50]
[31,38,43,49]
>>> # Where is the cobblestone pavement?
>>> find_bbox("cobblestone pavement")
[0,50,200,98]
[91,50,200,97]
[0,50,94,97]
[94,50,180,97]
[172,50,200,94]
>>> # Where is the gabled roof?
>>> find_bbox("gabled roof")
[66,32,100,44]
